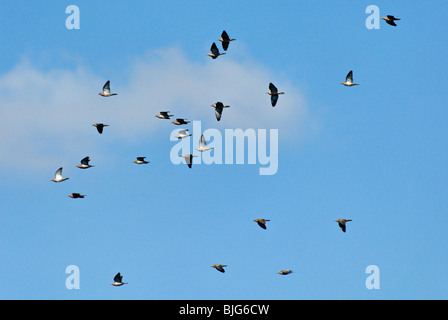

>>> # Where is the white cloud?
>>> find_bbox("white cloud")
[0,47,308,173]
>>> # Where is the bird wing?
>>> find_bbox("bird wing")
[95,124,104,134]
[217,266,225,272]
[114,273,122,282]
[102,81,111,94]
[81,157,90,165]
[185,155,193,168]
[271,95,278,107]
[221,30,229,41]
[199,134,206,147]
[269,83,278,94]
[386,20,397,26]
[215,108,223,121]
[179,129,188,135]
[257,221,267,229]
[346,70,353,83]
[222,41,229,51]
[211,42,220,55]
[215,102,224,109]
[55,167,63,179]
[136,157,146,161]
[339,222,346,232]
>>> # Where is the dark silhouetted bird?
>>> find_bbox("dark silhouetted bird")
[155,111,174,119]
[110,272,127,286]
[92,123,109,134]
[253,218,270,230]
[208,42,226,59]
[68,193,85,199]
[277,270,293,275]
[382,15,401,26]
[76,156,93,169]
[335,219,352,232]
[267,83,285,107]
[211,264,227,273]
[134,157,149,164]
[211,102,230,121]
[218,30,236,51]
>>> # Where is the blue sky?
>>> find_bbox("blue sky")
[0,0,447,300]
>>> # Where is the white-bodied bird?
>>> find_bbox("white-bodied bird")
[51,167,69,183]
[99,80,117,97]
[175,129,192,139]
[195,134,214,152]
[341,70,359,86]
[180,154,198,168]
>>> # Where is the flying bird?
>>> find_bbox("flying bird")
[155,111,174,119]
[382,15,401,26]
[211,264,227,273]
[180,154,198,168]
[76,156,93,169]
[218,30,236,51]
[110,273,127,286]
[172,118,190,125]
[341,70,359,86]
[51,167,69,183]
[211,102,230,121]
[277,270,293,275]
[253,218,270,230]
[195,134,214,152]
[208,42,226,59]
[267,83,285,107]
[92,123,109,134]
[68,193,85,199]
[134,157,149,164]
[175,129,192,139]
[98,80,117,97]
[335,219,352,233]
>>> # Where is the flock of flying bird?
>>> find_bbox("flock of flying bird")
[50,17,400,285]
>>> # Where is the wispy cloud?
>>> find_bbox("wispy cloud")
[0,46,308,173]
